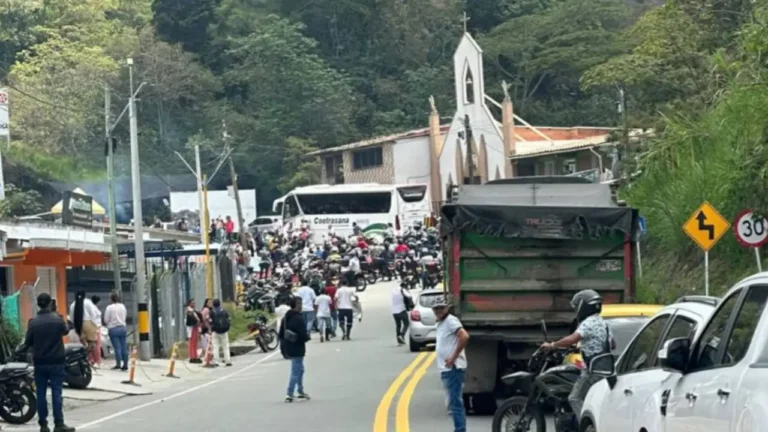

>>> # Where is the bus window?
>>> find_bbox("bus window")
[397,185,428,203]
[284,195,301,218]
[295,192,392,215]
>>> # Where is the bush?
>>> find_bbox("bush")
[628,83,768,301]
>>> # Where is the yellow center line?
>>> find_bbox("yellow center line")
[395,352,436,432]
[373,352,429,432]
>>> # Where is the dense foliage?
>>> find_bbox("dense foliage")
[1,0,767,295]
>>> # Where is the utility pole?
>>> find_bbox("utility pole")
[202,175,214,298]
[223,122,246,247]
[128,58,150,361]
[618,86,629,150]
[194,144,204,243]
[464,114,475,184]
[105,85,122,294]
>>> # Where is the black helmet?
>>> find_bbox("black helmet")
[570,289,602,321]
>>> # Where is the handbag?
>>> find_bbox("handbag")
[282,317,298,343]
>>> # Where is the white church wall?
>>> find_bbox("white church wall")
[392,136,431,186]
[438,33,510,200]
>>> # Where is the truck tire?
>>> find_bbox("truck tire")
[465,392,497,415]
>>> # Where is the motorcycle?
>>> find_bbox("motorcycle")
[492,322,583,432]
[0,362,36,424]
[14,342,92,390]
[423,262,442,289]
[247,315,279,353]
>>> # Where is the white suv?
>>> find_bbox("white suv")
[580,296,719,432]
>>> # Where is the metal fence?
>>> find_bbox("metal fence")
[151,256,230,356]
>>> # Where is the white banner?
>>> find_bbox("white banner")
[0,89,8,137]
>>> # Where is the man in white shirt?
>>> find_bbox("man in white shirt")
[296,284,317,335]
[391,283,413,346]
[335,284,356,341]
[314,290,333,342]
[432,295,469,432]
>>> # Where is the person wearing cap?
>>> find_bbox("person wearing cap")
[432,295,469,432]
[21,293,75,432]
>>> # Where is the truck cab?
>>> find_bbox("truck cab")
[440,177,640,413]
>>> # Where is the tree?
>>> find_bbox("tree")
[0,184,45,217]
[278,138,321,193]
[152,0,219,54]
[481,0,634,124]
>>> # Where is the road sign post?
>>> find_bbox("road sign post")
[733,210,768,272]
[683,202,730,296]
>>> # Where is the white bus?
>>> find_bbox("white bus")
[275,183,431,242]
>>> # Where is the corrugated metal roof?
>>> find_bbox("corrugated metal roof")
[513,135,613,159]
[308,125,450,156]
[512,129,648,159]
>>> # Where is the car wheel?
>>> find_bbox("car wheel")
[409,337,422,352]
[583,424,596,432]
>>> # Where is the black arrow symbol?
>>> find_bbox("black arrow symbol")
[696,211,715,240]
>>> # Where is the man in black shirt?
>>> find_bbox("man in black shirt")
[21,293,75,432]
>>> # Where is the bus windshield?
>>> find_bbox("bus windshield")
[295,192,392,215]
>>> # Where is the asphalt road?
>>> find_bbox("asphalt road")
[7,280,497,432]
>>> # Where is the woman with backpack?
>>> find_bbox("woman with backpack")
[278,296,311,403]
[210,299,232,366]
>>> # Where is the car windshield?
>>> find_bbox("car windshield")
[419,293,444,308]
[605,317,650,354]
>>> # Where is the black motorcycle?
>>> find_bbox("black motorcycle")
[247,315,279,353]
[15,342,92,389]
[0,362,36,424]
[492,323,583,432]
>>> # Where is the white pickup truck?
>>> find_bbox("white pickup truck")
[643,272,768,432]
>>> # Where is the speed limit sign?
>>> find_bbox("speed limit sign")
[734,210,768,248]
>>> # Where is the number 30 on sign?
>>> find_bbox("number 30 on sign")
[734,210,768,248]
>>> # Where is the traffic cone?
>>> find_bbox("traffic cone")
[121,346,141,386]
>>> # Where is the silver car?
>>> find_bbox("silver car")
[408,289,443,352]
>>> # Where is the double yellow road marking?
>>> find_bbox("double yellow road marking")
[374,351,437,432]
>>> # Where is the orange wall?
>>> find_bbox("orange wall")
[14,264,68,326]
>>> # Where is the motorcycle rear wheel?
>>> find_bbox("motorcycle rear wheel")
[491,396,545,432]
[355,276,367,292]
[0,384,37,424]
[66,363,92,389]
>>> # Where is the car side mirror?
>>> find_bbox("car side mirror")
[657,337,690,373]
[588,353,616,377]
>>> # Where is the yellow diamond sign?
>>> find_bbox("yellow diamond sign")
[683,202,730,251]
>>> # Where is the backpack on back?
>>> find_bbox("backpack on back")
[211,308,231,333]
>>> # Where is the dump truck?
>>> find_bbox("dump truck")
[440,177,639,413]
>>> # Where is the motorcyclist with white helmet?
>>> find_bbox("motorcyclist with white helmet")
[540,290,615,419]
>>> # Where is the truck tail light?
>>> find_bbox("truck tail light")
[410,309,421,321]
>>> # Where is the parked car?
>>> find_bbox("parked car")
[408,289,443,352]
[249,216,281,234]
[579,295,720,432]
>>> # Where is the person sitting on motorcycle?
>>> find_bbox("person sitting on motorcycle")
[540,290,616,420]
[385,223,395,238]
[281,262,294,282]
[352,222,362,236]
[356,236,369,250]
[328,247,341,262]
[394,239,409,254]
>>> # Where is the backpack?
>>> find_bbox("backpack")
[402,289,415,311]
[211,308,231,333]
